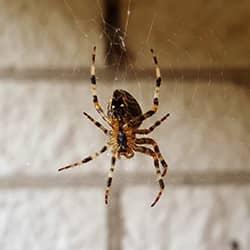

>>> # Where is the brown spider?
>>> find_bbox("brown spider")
[58,47,170,207]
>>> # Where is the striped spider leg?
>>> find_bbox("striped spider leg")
[58,47,112,172]
[135,113,170,177]
[58,145,108,171]
[133,145,164,207]
[129,48,162,128]
[58,112,110,172]
[132,113,170,206]
[105,153,117,205]
[91,46,112,126]
[83,111,109,135]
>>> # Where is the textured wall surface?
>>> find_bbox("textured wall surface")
[122,0,250,68]
[123,187,250,250]
[0,0,104,68]
[1,79,249,250]
[0,1,250,250]
[0,189,106,250]
[1,79,249,175]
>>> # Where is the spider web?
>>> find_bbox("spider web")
[61,0,249,178]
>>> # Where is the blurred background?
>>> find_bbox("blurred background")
[0,0,250,249]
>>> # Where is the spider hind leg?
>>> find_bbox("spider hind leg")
[135,138,168,177]
[134,145,165,207]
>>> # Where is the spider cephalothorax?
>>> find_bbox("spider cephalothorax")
[59,47,170,207]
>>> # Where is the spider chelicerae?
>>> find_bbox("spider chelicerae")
[59,47,170,207]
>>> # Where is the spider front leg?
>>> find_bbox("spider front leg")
[135,113,170,135]
[134,146,164,207]
[58,145,108,171]
[90,46,111,126]
[105,154,117,205]
[130,49,162,126]
[149,48,162,114]
[135,138,168,177]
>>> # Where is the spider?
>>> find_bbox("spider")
[58,46,170,207]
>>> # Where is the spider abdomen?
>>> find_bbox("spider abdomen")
[107,89,142,126]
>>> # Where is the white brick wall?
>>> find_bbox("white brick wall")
[1,77,249,250]
[0,79,107,175]
[0,189,106,250]
[0,0,104,68]
[122,186,250,250]
[1,79,249,175]
[0,1,250,250]
[122,0,250,68]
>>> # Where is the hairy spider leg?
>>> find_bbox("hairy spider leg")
[150,48,162,113]
[135,138,168,178]
[133,146,165,207]
[135,113,170,135]
[105,154,117,205]
[58,145,108,171]
[91,46,111,126]
[130,49,162,127]
[83,112,109,135]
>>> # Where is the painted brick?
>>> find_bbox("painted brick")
[0,0,104,68]
[0,188,106,250]
[0,79,249,176]
[121,0,250,68]
[0,80,109,176]
[122,186,250,250]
